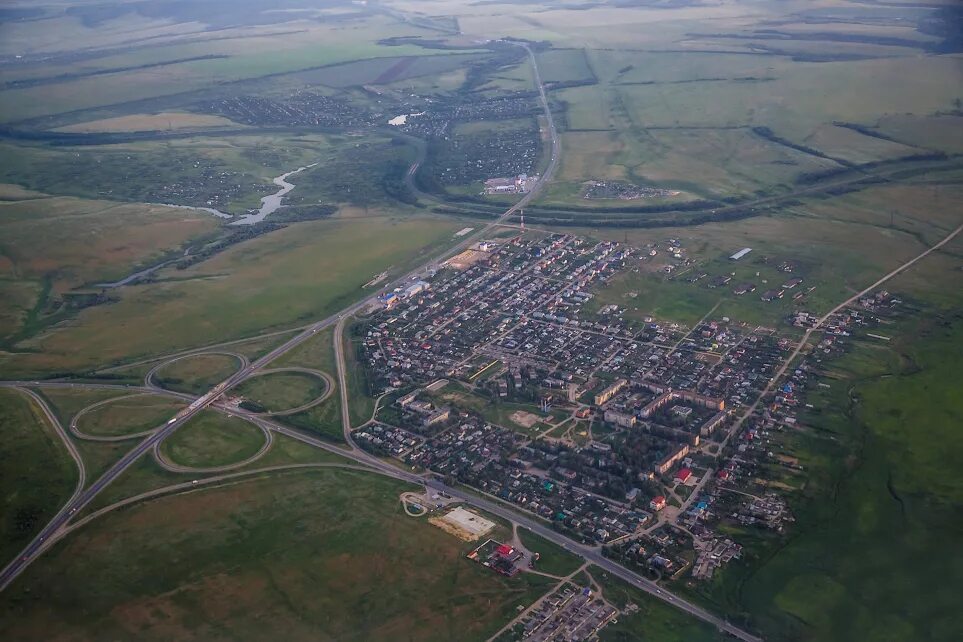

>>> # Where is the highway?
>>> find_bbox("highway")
[0,42,757,642]
[0,39,560,593]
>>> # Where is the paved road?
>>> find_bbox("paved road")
[721,220,963,449]
[0,43,757,642]
[0,40,560,593]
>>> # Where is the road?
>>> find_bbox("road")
[0,43,756,642]
[0,39,560,591]
[721,220,963,449]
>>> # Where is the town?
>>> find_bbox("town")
[353,230,896,593]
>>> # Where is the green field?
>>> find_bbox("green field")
[593,567,727,642]
[88,433,352,513]
[0,192,220,346]
[273,326,337,372]
[153,353,242,395]
[271,327,345,442]
[34,388,134,425]
[517,527,583,577]
[76,394,187,438]
[159,410,266,469]
[344,324,377,427]
[233,371,327,413]
[278,395,346,445]
[535,48,596,84]
[0,469,555,641]
[2,216,460,378]
[719,316,963,642]
[0,389,77,567]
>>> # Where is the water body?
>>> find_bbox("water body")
[231,162,318,226]
[95,248,193,288]
[101,163,317,287]
[151,203,231,219]
[388,111,424,126]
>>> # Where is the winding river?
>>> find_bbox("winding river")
[230,162,318,225]
[100,163,317,287]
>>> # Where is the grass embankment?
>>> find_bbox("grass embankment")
[234,371,326,413]
[153,353,241,395]
[0,469,555,641]
[77,395,187,437]
[592,566,728,642]
[159,410,266,468]
[273,328,345,443]
[517,527,583,577]
[0,389,77,567]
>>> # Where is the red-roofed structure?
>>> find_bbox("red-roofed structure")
[674,467,693,483]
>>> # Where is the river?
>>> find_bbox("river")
[230,162,318,225]
[100,163,317,287]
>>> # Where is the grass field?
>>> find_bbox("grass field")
[0,469,555,641]
[0,196,219,284]
[535,48,595,84]
[0,193,220,345]
[517,527,582,577]
[54,112,242,133]
[34,388,133,425]
[0,389,77,568]
[345,324,377,427]
[278,395,345,445]
[273,326,337,373]
[682,313,963,642]
[593,567,728,642]
[76,394,187,438]
[159,410,266,469]
[153,354,242,396]
[2,216,461,378]
[427,386,556,437]
[0,11,458,124]
[233,371,327,413]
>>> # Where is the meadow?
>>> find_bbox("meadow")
[1,215,462,377]
[681,313,963,642]
[516,527,583,577]
[0,389,77,567]
[154,354,244,396]
[0,191,220,346]
[0,469,556,641]
[233,371,327,413]
[159,410,266,469]
[76,394,187,438]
